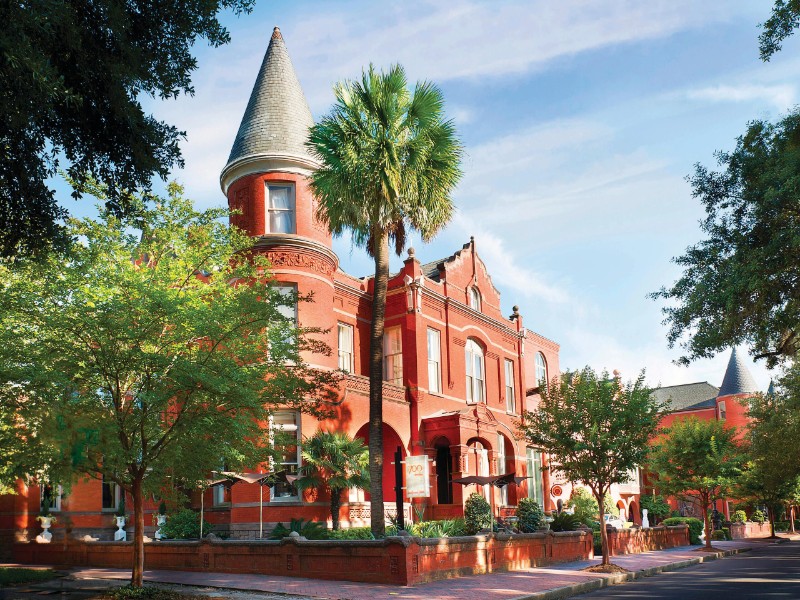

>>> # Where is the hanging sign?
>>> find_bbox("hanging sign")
[404,455,430,498]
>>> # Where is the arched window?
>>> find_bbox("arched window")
[535,352,547,389]
[465,339,485,404]
[468,287,481,311]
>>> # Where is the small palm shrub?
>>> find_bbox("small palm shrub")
[731,510,747,523]
[159,509,212,540]
[516,498,544,532]
[549,512,581,532]
[411,519,466,538]
[327,526,374,540]
[750,509,766,523]
[663,517,703,545]
[269,518,328,540]
[464,493,492,534]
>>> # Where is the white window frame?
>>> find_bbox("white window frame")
[101,475,121,511]
[526,448,544,505]
[465,338,485,404]
[383,327,403,386]
[535,352,548,390]
[505,359,516,414]
[265,182,296,234]
[427,328,442,394]
[719,400,727,421]
[497,434,508,506]
[468,287,481,311]
[338,322,354,373]
[40,484,63,512]
[269,411,301,502]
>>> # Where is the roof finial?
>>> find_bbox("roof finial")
[272,26,282,40]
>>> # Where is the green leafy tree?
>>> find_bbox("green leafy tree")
[640,493,671,525]
[0,183,338,586]
[568,488,599,526]
[307,64,463,536]
[294,431,370,531]
[760,1,800,61]
[0,0,255,258]
[519,367,660,565]
[652,110,800,367]
[648,418,744,549]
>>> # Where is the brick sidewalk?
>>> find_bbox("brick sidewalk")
[32,540,757,600]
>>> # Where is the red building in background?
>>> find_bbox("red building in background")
[0,28,563,545]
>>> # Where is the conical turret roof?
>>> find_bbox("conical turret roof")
[222,27,315,187]
[718,347,760,397]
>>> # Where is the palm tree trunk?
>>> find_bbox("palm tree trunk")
[331,489,341,531]
[369,229,389,537]
[131,477,145,587]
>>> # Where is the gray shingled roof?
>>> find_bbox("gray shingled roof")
[420,240,473,282]
[652,382,720,412]
[224,27,315,170]
[718,347,760,396]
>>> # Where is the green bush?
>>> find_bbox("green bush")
[750,509,766,523]
[662,517,703,545]
[775,521,790,532]
[0,567,57,586]
[516,498,544,533]
[731,510,747,524]
[158,509,212,540]
[327,526,374,540]
[710,530,726,541]
[549,512,581,532]
[103,585,207,599]
[464,493,492,534]
[269,518,328,540]
[592,531,602,555]
[568,488,598,526]
[721,527,731,540]
[411,519,466,538]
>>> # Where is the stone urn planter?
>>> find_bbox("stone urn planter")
[114,516,127,541]
[35,515,55,543]
[155,514,167,540]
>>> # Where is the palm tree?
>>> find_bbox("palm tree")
[294,431,370,530]
[307,64,463,536]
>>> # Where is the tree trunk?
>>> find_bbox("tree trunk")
[131,477,145,587]
[368,230,389,537]
[594,489,610,565]
[768,505,776,538]
[331,489,341,531]
[791,506,796,533]
[702,492,712,549]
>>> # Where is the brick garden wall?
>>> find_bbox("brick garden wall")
[729,522,771,539]
[606,526,690,556]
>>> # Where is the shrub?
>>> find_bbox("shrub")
[464,493,492,534]
[710,530,726,541]
[721,527,731,540]
[640,494,671,522]
[327,527,374,540]
[750,509,766,523]
[0,568,57,586]
[568,488,598,526]
[662,517,703,545]
[592,531,602,555]
[775,521,790,532]
[158,509,212,540]
[411,519,466,538]
[731,510,747,524]
[516,498,544,533]
[269,518,328,540]
[549,512,581,532]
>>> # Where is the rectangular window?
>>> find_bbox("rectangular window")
[497,434,508,506]
[719,401,727,421]
[102,475,120,511]
[505,359,516,413]
[526,448,544,506]
[383,327,403,386]
[427,328,442,394]
[40,484,63,512]
[270,411,301,501]
[338,323,354,373]
[270,284,298,353]
[266,183,295,234]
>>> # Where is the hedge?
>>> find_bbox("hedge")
[662,517,703,544]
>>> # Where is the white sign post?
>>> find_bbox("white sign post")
[404,455,430,499]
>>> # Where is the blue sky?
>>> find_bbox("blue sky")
[60,0,800,389]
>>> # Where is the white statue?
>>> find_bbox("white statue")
[642,508,650,528]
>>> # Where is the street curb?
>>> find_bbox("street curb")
[511,547,752,600]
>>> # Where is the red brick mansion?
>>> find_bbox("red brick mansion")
[0,28,565,543]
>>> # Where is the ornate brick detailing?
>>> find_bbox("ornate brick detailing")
[343,373,406,403]
[453,337,466,347]
[265,251,335,276]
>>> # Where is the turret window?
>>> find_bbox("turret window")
[266,183,295,234]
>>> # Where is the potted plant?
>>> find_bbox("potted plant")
[154,501,167,540]
[35,495,56,543]
[114,495,127,541]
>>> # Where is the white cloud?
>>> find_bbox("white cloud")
[687,83,796,111]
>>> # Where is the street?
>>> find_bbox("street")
[579,541,800,599]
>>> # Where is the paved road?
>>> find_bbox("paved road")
[579,541,800,599]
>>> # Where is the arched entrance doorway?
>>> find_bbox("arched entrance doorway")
[433,437,453,505]
[466,438,491,502]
